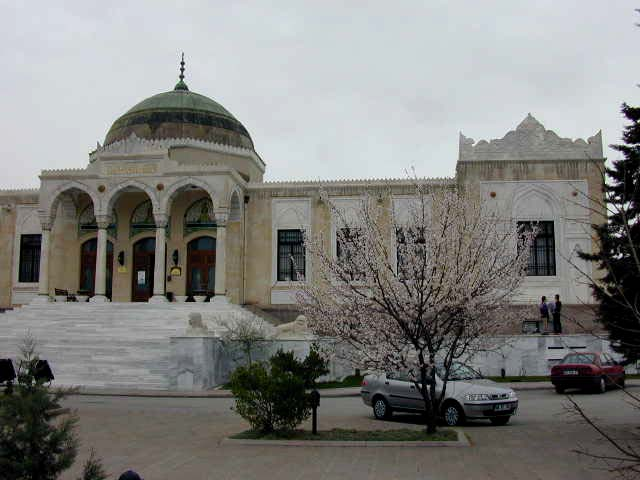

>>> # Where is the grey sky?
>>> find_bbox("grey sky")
[0,1,638,189]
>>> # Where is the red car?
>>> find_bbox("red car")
[551,352,625,394]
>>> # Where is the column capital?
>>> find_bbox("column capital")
[154,213,169,228]
[214,208,229,226]
[95,214,112,229]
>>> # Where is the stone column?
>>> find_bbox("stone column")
[31,221,52,303]
[149,214,168,303]
[213,211,228,303]
[90,216,110,303]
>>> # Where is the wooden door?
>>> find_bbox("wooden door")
[79,239,113,298]
[187,237,216,296]
[132,237,155,302]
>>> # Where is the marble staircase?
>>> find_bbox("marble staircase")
[0,302,272,390]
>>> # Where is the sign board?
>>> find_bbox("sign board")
[170,266,182,276]
[137,270,146,286]
[117,266,127,274]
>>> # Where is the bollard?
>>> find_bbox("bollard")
[310,389,320,435]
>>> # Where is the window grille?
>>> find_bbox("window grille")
[18,234,41,283]
[277,229,305,281]
[518,221,556,276]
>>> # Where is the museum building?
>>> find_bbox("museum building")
[0,63,604,314]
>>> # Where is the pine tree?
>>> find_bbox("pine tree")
[580,103,640,361]
[0,335,79,480]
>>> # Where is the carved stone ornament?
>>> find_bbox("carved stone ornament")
[459,114,603,162]
[98,185,106,193]
[156,183,165,191]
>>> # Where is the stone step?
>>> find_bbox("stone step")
[0,301,272,390]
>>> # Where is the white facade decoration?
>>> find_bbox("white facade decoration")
[271,197,312,303]
[459,114,603,161]
[480,180,592,304]
[12,204,42,304]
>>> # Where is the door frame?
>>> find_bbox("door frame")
[186,236,216,296]
[131,237,156,302]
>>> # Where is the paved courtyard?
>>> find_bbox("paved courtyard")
[60,388,636,480]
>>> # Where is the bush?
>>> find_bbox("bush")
[229,349,329,433]
[0,336,107,480]
[0,336,78,480]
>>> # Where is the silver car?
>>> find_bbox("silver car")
[360,362,518,426]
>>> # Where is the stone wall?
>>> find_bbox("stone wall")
[168,336,356,391]
[168,333,629,391]
[0,203,17,308]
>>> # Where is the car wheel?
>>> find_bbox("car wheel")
[596,376,606,394]
[490,416,510,426]
[442,402,465,427]
[373,397,392,420]
[555,386,565,394]
[619,377,626,389]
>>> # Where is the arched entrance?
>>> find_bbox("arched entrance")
[187,236,216,296]
[132,237,156,302]
[79,239,114,298]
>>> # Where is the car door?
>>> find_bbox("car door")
[602,353,623,385]
[385,372,423,410]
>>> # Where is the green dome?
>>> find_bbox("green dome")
[104,81,253,149]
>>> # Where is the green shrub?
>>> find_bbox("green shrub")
[229,349,329,433]
[0,336,107,480]
[0,336,78,480]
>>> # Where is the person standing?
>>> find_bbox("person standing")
[538,296,550,334]
[552,294,562,334]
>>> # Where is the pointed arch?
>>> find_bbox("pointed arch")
[43,180,100,222]
[161,177,217,213]
[511,184,563,220]
[104,179,159,216]
[228,189,242,222]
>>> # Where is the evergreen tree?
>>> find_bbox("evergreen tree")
[580,103,640,361]
[0,335,79,480]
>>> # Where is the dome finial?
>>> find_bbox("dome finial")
[174,52,189,91]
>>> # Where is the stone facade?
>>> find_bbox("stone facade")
[0,111,605,312]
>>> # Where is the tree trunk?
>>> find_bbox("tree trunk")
[420,364,437,434]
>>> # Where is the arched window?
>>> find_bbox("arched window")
[130,200,156,238]
[184,198,216,236]
[78,204,117,238]
[229,192,242,222]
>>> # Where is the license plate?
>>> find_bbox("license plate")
[494,403,512,412]
[564,370,578,375]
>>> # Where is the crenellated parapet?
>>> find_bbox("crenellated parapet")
[459,114,603,162]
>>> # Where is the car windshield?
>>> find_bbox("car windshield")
[437,363,482,381]
[562,353,596,364]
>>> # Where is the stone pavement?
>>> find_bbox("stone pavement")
[59,388,635,480]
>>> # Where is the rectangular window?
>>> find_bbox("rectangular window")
[18,234,42,283]
[518,221,556,276]
[396,227,426,277]
[336,227,365,281]
[277,229,305,281]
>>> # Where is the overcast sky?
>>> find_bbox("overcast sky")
[0,1,638,189]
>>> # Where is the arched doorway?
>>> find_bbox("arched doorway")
[79,239,114,298]
[132,237,156,302]
[187,236,216,296]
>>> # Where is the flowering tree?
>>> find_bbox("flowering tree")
[297,184,533,433]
